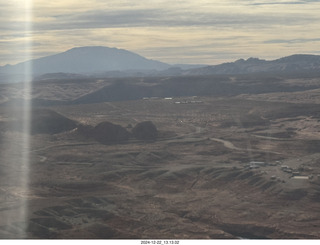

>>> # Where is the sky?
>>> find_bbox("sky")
[0,0,320,66]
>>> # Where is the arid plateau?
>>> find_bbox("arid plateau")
[1,73,320,239]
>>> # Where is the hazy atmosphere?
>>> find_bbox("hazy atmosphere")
[1,0,320,66]
[2,0,320,240]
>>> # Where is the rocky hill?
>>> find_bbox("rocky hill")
[187,54,320,75]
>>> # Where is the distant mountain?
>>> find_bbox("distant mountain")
[0,46,170,76]
[187,54,320,75]
[1,48,320,81]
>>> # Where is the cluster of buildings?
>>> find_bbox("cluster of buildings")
[142,96,203,104]
[245,161,318,181]
[245,161,274,169]
[280,165,315,180]
[174,100,203,104]
[142,96,204,104]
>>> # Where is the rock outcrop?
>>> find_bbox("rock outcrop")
[132,121,158,141]
[91,121,130,144]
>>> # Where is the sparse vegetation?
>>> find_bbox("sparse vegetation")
[1,73,320,239]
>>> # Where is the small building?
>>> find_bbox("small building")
[292,176,309,180]
[250,161,267,167]
[292,171,300,176]
[249,164,260,169]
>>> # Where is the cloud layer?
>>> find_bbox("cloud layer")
[1,0,320,65]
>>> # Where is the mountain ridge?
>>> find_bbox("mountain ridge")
[1,46,320,79]
[187,54,320,75]
[0,46,170,75]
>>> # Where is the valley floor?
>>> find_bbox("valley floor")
[1,79,320,239]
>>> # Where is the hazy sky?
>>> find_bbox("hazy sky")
[1,0,320,66]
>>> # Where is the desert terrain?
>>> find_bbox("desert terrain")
[1,74,320,239]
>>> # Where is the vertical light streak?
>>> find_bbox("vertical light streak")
[19,0,33,238]
[2,0,34,238]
